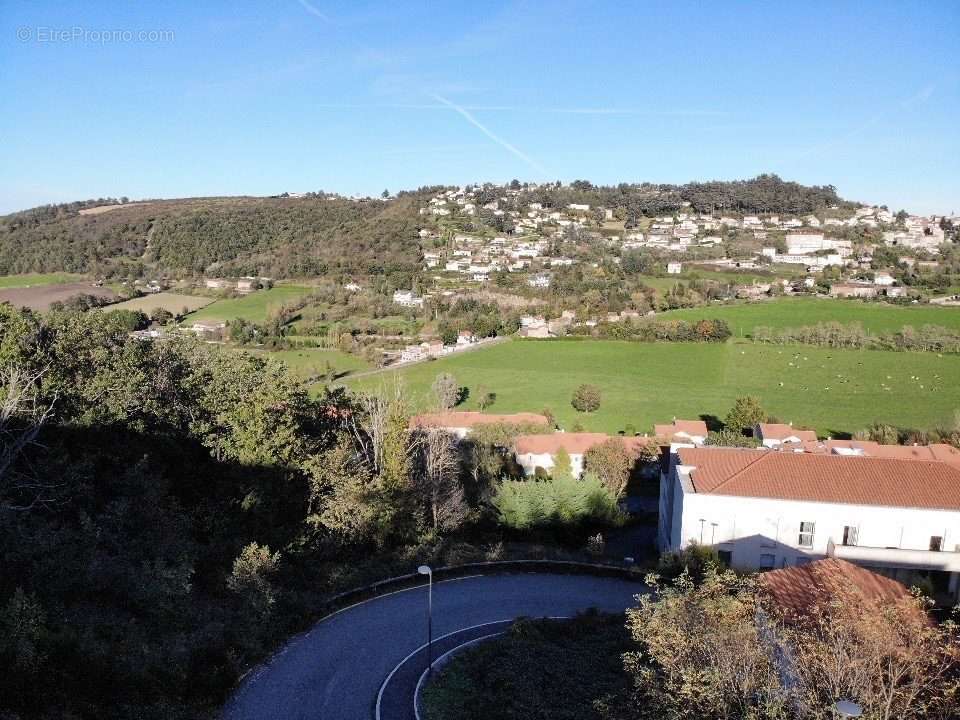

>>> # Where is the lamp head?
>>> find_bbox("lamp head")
[417,565,432,576]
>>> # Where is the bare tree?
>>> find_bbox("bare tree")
[1,365,59,510]
[412,428,466,532]
[431,372,458,411]
[351,380,407,475]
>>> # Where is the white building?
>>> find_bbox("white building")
[666,262,683,274]
[392,289,424,308]
[658,447,960,602]
[514,433,651,478]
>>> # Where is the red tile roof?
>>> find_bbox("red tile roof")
[757,423,818,442]
[799,440,960,468]
[676,446,960,510]
[410,411,549,429]
[514,433,653,456]
[653,419,708,439]
[760,558,913,619]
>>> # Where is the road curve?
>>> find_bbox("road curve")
[222,573,644,720]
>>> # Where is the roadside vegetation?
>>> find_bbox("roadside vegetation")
[422,560,960,720]
[421,612,633,720]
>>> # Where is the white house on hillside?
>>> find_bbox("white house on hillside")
[658,447,960,602]
[393,289,424,308]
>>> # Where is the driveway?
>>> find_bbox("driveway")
[222,572,644,720]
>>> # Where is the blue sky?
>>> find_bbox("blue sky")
[1,0,957,214]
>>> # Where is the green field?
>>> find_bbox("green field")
[659,297,960,336]
[346,338,960,436]
[246,347,372,383]
[639,269,782,291]
[187,285,315,324]
[0,272,84,288]
[107,292,213,314]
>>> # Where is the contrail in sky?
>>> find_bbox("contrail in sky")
[296,0,330,22]
[431,94,548,176]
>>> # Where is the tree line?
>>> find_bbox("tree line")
[751,321,960,353]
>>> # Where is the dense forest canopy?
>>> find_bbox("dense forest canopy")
[0,176,855,279]
[519,174,854,218]
[0,194,429,279]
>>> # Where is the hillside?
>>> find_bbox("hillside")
[0,176,856,279]
[0,192,432,279]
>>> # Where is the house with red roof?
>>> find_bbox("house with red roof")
[754,423,818,448]
[653,419,709,446]
[658,446,960,602]
[409,411,549,439]
[759,558,916,621]
[514,433,653,478]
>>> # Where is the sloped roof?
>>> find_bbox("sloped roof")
[653,419,708,438]
[676,446,960,510]
[757,423,818,442]
[760,558,913,619]
[410,411,548,429]
[514,433,653,456]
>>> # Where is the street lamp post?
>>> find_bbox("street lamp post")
[417,565,433,673]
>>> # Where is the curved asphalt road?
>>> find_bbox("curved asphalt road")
[222,573,645,720]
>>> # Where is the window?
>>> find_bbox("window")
[717,550,732,566]
[930,536,943,552]
[759,554,775,570]
[798,521,815,548]
[842,526,858,546]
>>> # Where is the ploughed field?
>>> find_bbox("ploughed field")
[0,280,116,311]
[347,337,960,436]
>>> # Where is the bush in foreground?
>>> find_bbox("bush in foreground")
[492,474,621,530]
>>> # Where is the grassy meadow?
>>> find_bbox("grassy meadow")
[346,337,960,437]
[245,347,372,384]
[187,284,315,324]
[659,297,960,335]
[107,292,213,314]
[0,272,84,288]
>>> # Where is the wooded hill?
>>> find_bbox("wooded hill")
[0,192,431,279]
[0,176,855,279]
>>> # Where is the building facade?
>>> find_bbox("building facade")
[658,447,960,602]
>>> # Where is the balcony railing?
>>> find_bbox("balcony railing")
[828,539,960,572]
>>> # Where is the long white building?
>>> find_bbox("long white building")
[658,446,960,602]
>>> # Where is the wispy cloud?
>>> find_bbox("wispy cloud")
[311,101,724,116]
[799,84,936,159]
[296,0,331,23]
[430,94,548,176]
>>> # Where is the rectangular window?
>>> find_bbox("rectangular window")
[717,550,732,566]
[798,521,815,548]
[759,553,775,570]
[930,536,943,552]
[842,526,858,546]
